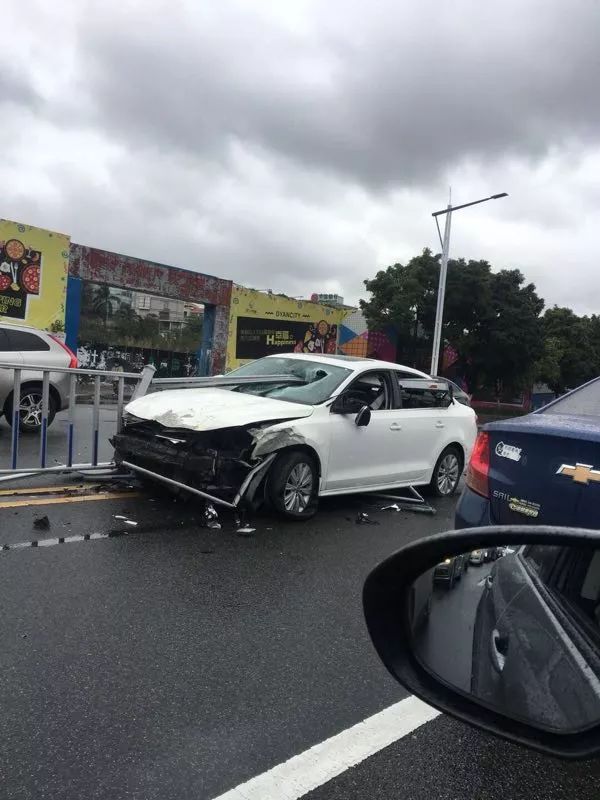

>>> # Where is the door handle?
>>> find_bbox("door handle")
[390,422,402,431]
[435,422,445,429]
[490,628,508,673]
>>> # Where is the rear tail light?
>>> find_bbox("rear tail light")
[49,334,78,369]
[466,431,490,498]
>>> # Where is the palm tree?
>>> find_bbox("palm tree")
[92,285,122,323]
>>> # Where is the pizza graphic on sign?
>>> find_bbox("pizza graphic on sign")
[0,238,42,320]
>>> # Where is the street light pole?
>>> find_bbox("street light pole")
[430,205,452,376]
[429,192,508,376]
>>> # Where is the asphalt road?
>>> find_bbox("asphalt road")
[415,561,493,693]
[0,482,599,799]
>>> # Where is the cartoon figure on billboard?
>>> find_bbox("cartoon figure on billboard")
[0,238,42,320]
[297,320,337,354]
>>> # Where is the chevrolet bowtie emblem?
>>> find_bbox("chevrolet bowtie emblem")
[556,463,600,485]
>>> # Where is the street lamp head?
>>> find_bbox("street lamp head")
[490,192,508,199]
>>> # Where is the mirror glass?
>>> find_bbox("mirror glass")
[409,543,600,733]
[355,406,371,427]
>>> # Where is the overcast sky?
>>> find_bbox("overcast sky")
[2,0,600,313]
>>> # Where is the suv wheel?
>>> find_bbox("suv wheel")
[267,450,319,520]
[5,387,57,433]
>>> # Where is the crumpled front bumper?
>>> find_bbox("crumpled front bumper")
[111,422,274,509]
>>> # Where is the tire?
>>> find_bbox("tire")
[428,446,463,497]
[267,449,319,520]
[5,386,57,433]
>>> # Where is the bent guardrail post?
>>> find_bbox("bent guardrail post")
[130,364,156,401]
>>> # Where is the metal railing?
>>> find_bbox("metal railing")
[0,362,156,480]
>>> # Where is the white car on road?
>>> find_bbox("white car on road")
[115,354,477,519]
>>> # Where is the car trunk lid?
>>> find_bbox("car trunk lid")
[486,413,600,526]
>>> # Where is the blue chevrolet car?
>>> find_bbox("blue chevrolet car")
[456,377,600,528]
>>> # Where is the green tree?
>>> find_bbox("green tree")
[360,250,544,394]
[536,307,598,394]
[91,284,122,322]
[112,305,141,341]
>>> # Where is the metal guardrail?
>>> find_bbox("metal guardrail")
[0,362,156,479]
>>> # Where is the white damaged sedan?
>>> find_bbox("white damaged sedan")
[114,354,477,519]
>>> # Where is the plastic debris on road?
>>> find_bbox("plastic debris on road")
[33,515,50,530]
[203,503,221,530]
[356,511,380,525]
[381,503,402,512]
[113,514,139,526]
[236,527,256,536]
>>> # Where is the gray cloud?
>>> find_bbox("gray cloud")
[76,0,600,187]
[2,0,600,315]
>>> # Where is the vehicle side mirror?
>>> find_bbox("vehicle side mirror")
[332,394,363,415]
[355,405,371,427]
[363,525,600,759]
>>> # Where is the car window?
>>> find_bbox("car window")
[542,379,600,418]
[522,545,600,634]
[522,545,565,581]
[3,329,50,352]
[393,373,450,409]
[0,328,9,351]
[343,371,392,411]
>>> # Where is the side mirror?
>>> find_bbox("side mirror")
[363,525,600,759]
[331,394,364,415]
[355,405,371,427]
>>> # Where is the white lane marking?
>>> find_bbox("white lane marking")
[210,696,439,800]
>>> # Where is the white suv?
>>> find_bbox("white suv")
[0,323,77,432]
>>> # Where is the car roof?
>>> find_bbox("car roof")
[0,321,47,334]
[263,352,429,377]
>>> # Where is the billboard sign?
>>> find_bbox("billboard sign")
[0,219,70,329]
[227,285,349,370]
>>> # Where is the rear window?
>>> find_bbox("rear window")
[543,379,600,418]
[2,329,49,352]
[394,374,451,409]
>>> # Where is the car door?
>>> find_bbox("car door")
[390,372,451,483]
[324,369,408,490]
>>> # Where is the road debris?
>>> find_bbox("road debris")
[33,515,50,530]
[236,527,256,536]
[381,503,402,512]
[203,503,221,530]
[356,511,380,525]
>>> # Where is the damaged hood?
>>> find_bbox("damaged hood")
[125,388,314,432]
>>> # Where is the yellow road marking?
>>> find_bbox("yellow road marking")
[0,484,94,497]
[0,492,142,509]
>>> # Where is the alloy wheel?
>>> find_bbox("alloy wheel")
[283,462,314,513]
[436,452,460,495]
[19,393,43,428]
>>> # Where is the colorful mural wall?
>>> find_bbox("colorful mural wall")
[0,219,70,329]
[337,308,397,362]
[227,286,349,370]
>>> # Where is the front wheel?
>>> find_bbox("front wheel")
[267,450,319,520]
[5,388,57,433]
[428,446,463,497]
